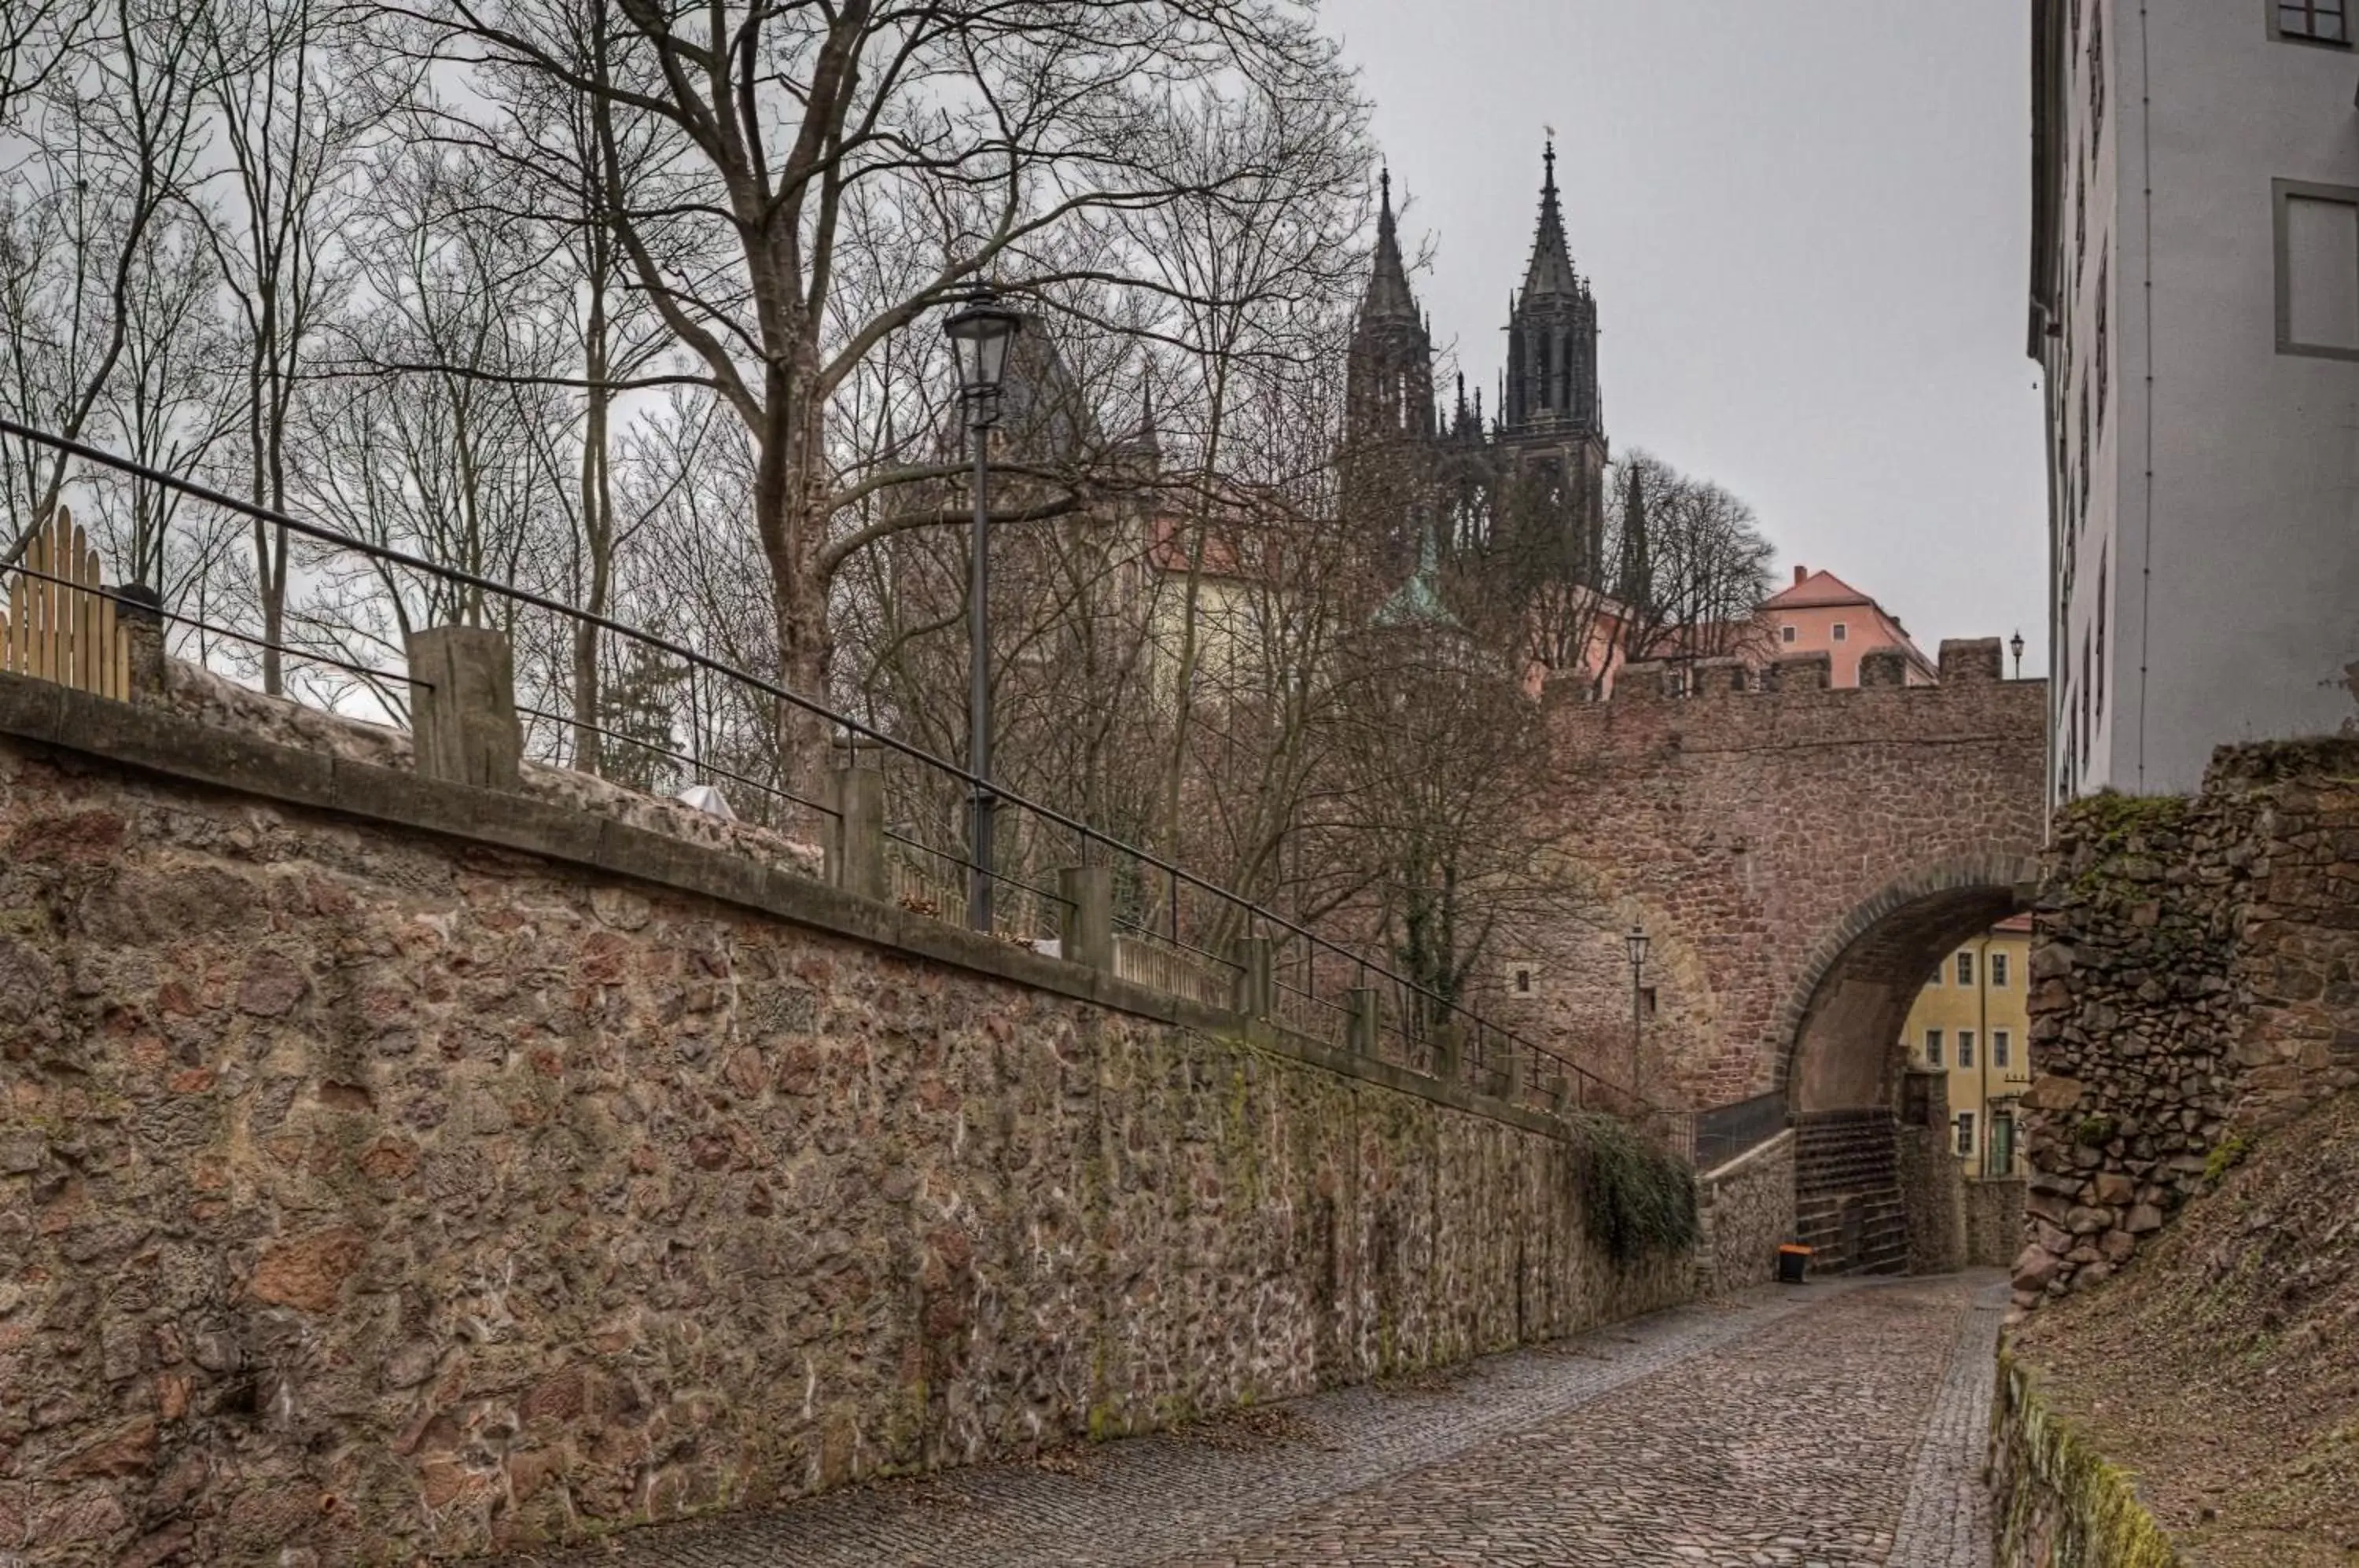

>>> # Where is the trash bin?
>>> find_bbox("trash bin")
[1776,1244,1812,1284]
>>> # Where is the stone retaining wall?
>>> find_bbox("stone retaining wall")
[1693,1129,1795,1295]
[0,678,1690,1564]
[2018,738,2359,1307]
[1964,1178,2026,1269]
[1990,1352,2185,1567]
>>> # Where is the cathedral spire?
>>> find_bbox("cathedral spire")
[1522,139,1581,300]
[1361,166,1420,322]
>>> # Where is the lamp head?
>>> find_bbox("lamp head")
[943,289,1023,425]
[1625,924,1650,969]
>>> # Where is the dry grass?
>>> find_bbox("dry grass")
[2009,1088,2359,1566]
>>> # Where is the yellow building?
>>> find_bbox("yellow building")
[1899,915,2033,1177]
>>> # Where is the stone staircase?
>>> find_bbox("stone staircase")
[1794,1110,1909,1276]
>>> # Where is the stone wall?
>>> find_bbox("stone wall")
[1515,646,2045,1110]
[2016,737,2359,1308]
[0,675,1691,1564]
[1964,1179,2026,1270]
[1693,1130,1795,1296]
[1990,1353,2185,1568]
[1894,1071,1967,1276]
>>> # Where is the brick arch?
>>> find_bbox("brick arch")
[1776,854,2040,1113]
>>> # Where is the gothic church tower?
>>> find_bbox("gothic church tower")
[1342,145,1611,592]
[1496,142,1607,582]
[1343,171,1439,572]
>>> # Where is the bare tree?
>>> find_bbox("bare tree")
[197,0,385,691]
[378,0,1367,784]
[1603,449,1776,679]
[0,0,213,556]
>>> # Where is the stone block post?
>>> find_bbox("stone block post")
[1058,865,1113,973]
[1431,1023,1465,1084]
[1496,1034,1525,1102]
[1227,936,1273,1020]
[406,627,521,792]
[1346,987,1380,1056]
[1768,652,1831,692]
[114,583,167,704]
[824,766,885,902]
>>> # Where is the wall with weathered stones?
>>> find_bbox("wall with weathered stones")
[2017,737,2359,1308]
[1895,1070,1967,1276]
[0,675,1691,1565]
[1692,1130,1795,1296]
[1965,1179,2026,1270]
[1514,645,2045,1112]
[1991,1352,2185,1568]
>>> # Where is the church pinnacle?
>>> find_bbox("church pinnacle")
[1522,139,1581,301]
[1361,166,1421,322]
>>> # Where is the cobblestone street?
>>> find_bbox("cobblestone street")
[529,1273,2004,1568]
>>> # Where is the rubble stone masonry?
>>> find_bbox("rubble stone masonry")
[2017,736,2359,1308]
[0,675,1689,1564]
[1528,647,2047,1106]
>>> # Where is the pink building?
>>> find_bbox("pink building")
[1762,565,1937,687]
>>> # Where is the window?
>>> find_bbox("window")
[1955,951,1974,986]
[1994,1029,2012,1069]
[2276,1,2353,44]
[1780,624,1798,645]
[1990,951,2010,988]
[1954,1113,1976,1158]
[1640,985,1658,1018]
[1831,622,1847,642]
[1514,966,1533,996]
[1957,1030,1975,1069]
[2276,182,2359,359]
[1924,1028,1944,1068]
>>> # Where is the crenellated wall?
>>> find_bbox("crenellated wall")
[1513,639,2046,1113]
[0,670,1691,1564]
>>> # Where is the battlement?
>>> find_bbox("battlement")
[1599,638,2021,706]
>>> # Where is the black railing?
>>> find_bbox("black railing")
[0,417,1669,1122]
[1687,1090,1790,1170]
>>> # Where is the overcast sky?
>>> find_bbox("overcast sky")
[1324,0,2050,672]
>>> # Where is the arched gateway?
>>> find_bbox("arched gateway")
[1524,641,2047,1274]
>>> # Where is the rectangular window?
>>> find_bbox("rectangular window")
[2276,1,2353,44]
[1958,1030,1975,1069]
[1831,622,1847,642]
[1780,624,1798,645]
[1924,1028,1944,1068]
[2277,182,2359,359]
[1955,1113,1976,1158]
[1991,951,2010,988]
[1955,951,1974,986]
[1994,1029,2012,1069]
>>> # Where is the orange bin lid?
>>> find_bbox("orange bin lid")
[1778,1244,1813,1255]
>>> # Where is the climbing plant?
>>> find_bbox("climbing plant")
[1570,1113,1699,1265]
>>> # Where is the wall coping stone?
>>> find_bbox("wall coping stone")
[0,669,1576,1143]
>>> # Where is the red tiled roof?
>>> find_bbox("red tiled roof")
[1763,568,1876,610]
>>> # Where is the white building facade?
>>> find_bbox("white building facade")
[2031,0,2359,801]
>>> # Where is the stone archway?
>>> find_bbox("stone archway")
[1778,853,2041,1113]
[1771,854,2037,1273]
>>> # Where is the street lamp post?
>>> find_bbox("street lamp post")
[2009,630,2025,679]
[1625,924,1651,1105]
[942,289,1023,933]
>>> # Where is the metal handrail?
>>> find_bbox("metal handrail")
[0,417,1665,1113]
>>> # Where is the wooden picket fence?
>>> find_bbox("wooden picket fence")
[0,506,131,700]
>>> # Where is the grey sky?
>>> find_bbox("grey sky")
[1325,0,2049,671]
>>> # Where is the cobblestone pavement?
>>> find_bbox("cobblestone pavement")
[524,1273,2004,1568]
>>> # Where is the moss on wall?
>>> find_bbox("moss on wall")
[1993,1351,2184,1568]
